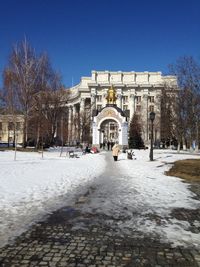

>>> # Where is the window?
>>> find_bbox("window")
[110,124,115,131]
[16,122,21,130]
[149,105,154,112]
[123,105,128,111]
[96,95,102,102]
[136,105,141,112]
[97,104,102,111]
[123,96,128,103]
[0,122,2,131]
[135,96,141,103]
[149,96,154,103]
[8,122,14,131]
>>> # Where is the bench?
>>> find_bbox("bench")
[68,150,79,158]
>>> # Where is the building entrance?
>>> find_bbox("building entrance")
[100,119,119,144]
[92,105,128,147]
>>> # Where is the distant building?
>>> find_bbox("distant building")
[0,114,24,145]
[66,70,177,147]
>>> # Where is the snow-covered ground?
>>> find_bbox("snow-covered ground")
[0,149,106,247]
[117,150,200,247]
[0,148,200,248]
[78,149,200,248]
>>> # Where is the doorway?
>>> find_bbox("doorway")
[100,119,119,144]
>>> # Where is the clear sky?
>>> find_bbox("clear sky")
[0,0,200,87]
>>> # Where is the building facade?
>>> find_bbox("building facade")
[0,114,24,145]
[66,70,177,147]
[0,71,177,147]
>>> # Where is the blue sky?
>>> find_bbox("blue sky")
[0,0,200,87]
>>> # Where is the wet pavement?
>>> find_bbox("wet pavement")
[1,154,200,267]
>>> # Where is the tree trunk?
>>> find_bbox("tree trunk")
[195,121,199,152]
[7,131,10,148]
[177,141,181,153]
[36,122,40,149]
[182,136,186,150]
[23,115,28,148]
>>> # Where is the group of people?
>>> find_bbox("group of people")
[112,145,137,162]
[86,141,134,162]
[99,140,120,161]
[100,140,115,151]
[100,140,120,161]
[84,145,98,154]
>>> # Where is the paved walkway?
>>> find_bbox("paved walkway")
[1,152,200,267]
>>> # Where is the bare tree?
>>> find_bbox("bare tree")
[160,85,177,148]
[80,108,92,144]
[3,39,43,147]
[78,110,89,143]
[2,69,19,147]
[169,56,200,151]
[29,55,61,148]
[30,90,68,148]
[3,39,69,149]
[43,78,67,145]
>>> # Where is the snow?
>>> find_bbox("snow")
[0,150,106,247]
[114,150,200,247]
[79,150,200,248]
[0,148,200,248]
[118,151,199,215]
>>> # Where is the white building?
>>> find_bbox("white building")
[0,114,24,145]
[66,71,177,147]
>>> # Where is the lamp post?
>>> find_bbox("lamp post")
[149,111,155,161]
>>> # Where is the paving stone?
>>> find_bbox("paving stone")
[58,263,68,266]
[52,257,61,262]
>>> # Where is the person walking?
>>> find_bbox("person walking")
[107,141,110,151]
[112,142,120,161]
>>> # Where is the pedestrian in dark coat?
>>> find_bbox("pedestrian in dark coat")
[107,141,110,151]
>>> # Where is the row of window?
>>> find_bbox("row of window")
[123,105,155,112]
[134,105,154,112]
[96,95,155,103]
[0,122,21,131]
[97,104,155,112]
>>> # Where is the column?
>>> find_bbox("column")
[80,98,85,113]
[68,106,72,143]
[72,105,76,144]
[91,93,96,117]
[129,94,135,120]
[92,121,98,145]
[121,121,128,146]
[102,90,107,107]
[80,98,85,142]
[155,94,161,141]
[116,88,122,109]
[142,93,149,143]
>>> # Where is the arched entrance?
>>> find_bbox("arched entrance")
[92,106,128,147]
[99,119,119,144]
